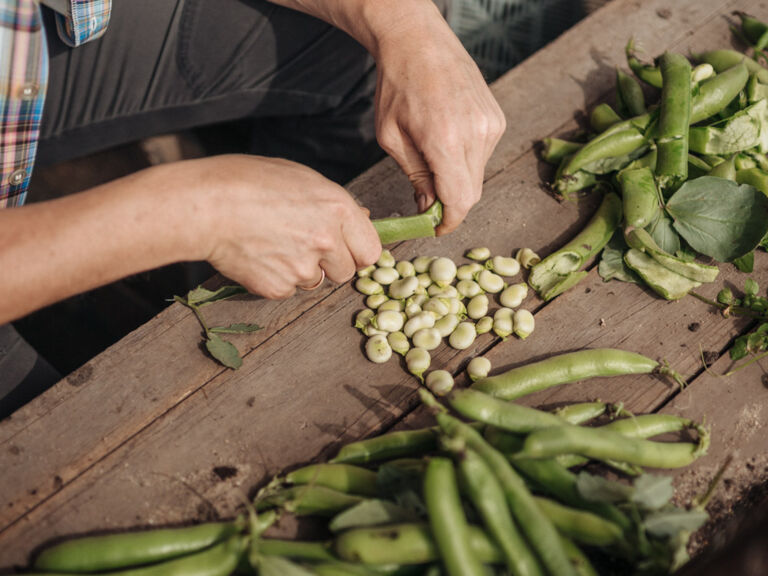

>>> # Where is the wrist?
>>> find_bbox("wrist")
[138,160,220,264]
[332,0,444,59]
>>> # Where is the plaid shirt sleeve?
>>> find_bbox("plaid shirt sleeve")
[0,0,48,208]
[54,0,111,47]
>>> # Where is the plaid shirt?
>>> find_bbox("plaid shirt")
[0,0,110,208]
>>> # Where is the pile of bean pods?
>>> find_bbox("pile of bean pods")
[533,13,768,303]
[28,348,713,576]
[354,247,541,396]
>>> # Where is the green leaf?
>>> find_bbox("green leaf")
[730,335,749,361]
[644,508,709,538]
[576,471,633,504]
[631,474,674,510]
[745,277,760,296]
[209,323,262,334]
[187,285,248,306]
[747,331,768,354]
[645,212,681,255]
[598,232,640,283]
[666,176,768,262]
[734,251,755,272]
[329,499,419,533]
[205,334,243,369]
[258,556,317,576]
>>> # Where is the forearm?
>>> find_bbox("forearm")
[0,163,210,324]
[266,0,443,58]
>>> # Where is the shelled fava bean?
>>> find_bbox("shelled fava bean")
[356,248,540,386]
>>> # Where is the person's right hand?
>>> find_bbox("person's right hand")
[178,154,382,299]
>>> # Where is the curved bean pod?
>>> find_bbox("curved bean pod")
[284,463,379,497]
[334,522,503,565]
[424,458,486,576]
[431,404,577,576]
[255,485,364,516]
[472,348,676,400]
[330,428,438,465]
[448,388,566,433]
[33,523,243,573]
[534,496,625,548]
[456,448,544,576]
[519,423,709,468]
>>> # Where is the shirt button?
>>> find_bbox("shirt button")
[19,84,39,100]
[9,169,27,186]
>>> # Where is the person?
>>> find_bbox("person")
[0,0,505,408]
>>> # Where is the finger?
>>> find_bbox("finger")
[341,200,382,270]
[429,151,480,235]
[320,243,357,284]
[381,126,438,212]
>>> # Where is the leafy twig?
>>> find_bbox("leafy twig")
[175,285,261,370]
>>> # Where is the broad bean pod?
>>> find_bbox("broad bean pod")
[284,463,379,497]
[472,348,680,400]
[519,422,709,468]
[455,447,544,576]
[424,457,486,576]
[33,522,243,573]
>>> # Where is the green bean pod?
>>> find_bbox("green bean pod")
[284,463,379,497]
[619,167,660,229]
[37,535,246,576]
[656,52,692,193]
[33,522,243,573]
[456,448,544,576]
[534,496,625,547]
[310,562,423,576]
[552,402,609,425]
[255,485,363,516]
[509,456,632,532]
[736,167,768,195]
[541,138,583,165]
[528,192,622,301]
[590,103,623,133]
[330,428,437,464]
[334,523,503,565]
[695,49,768,83]
[424,457,486,576]
[690,62,749,124]
[258,538,337,562]
[472,348,668,401]
[519,423,710,468]
[372,201,443,244]
[617,68,647,116]
[626,39,663,87]
[431,404,577,576]
[625,228,719,283]
[448,388,565,433]
[559,537,599,576]
[624,248,702,300]
[562,128,647,176]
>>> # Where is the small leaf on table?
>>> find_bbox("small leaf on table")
[734,251,755,272]
[187,285,248,306]
[631,474,674,510]
[206,333,243,369]
[210,323,262,334]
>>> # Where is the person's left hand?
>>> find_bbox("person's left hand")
[371,1,506,234]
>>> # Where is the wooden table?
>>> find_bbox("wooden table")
[3,0,768,567]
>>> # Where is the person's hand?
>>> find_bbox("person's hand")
[186,155,381,299]
[370,1,506,234]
